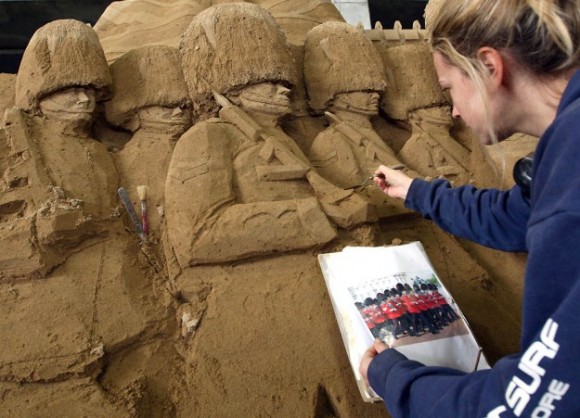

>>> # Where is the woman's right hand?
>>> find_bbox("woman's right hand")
[374,165,414,200]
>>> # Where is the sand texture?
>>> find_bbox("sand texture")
[0,2,531,417]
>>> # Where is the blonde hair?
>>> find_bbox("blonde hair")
[429,0,580,142]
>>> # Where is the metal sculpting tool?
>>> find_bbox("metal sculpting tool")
[348,164,406,192]
[118,187,146,241]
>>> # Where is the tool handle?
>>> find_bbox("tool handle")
[140,201,149,236]
[117,187,146,240]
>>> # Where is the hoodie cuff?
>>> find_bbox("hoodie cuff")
[404,178,432,211]
[368,348,408,397]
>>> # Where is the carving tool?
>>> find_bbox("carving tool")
[137,185,149,237]
[351,175,381,193]
[118,187,146,241]
[349,165,406,192]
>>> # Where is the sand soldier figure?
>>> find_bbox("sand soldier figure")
[378,40,477,186]
[166,3,375,267]
[304,22,415,217]
[0,19,118,279]
[0,21,176,398]
[164,6,384,415]
[106,45,192,237]
[399,105,473,185]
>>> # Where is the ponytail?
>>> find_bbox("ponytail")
[427,0,580,145]
[429,0,580,75]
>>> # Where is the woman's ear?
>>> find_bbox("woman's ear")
[477,47,505,89]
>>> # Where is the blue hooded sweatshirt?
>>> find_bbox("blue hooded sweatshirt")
[368,71,580,418]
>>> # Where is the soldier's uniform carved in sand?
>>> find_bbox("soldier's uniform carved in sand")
[378,41,474,185]
[166,3,375,267]
[0,21,173,397]
[304,22,419,217]
[0,20,118,279]
[106,45,192,236]
[164,7,387,415]
[399,105,473,183]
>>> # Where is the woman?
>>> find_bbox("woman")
[360,1,580,417]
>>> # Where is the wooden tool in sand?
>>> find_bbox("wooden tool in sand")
[137,185,149,238]
[118,187,146,241]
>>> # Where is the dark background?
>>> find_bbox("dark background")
[0,0,112,73]
[0,0,428,74]
[368,0,427,29]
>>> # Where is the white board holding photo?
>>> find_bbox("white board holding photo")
[318,241,490,402]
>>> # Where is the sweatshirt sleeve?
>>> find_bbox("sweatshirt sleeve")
[404,179,530,251]
[368,281,580,418]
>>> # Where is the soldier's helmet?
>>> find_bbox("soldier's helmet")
[105,45,191,129]
[303,21,386,114]
[15,19,111,112]
[180,3,297,116]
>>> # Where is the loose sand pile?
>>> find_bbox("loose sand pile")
[0,2,536,417]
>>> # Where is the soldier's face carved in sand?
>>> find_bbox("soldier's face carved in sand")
[332,91,380,116]
[137,105,192,133]
[39,87,97,122]
[236,82,292,117]
[412,106,454,127]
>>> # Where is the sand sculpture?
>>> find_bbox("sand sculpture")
[93,0,345,159]
[304,22,420,217]
[160,5,392,416]
[0,21,173,414]
[400,105,473,183]
[0,2,530,416]
[106,45,192,236]
[0,20,118,279]
[94,0,207,63]
[253,0,344,44]
[424,0,445,29]
[166,3,376,267]
[0,73,15,117]
[94,0,343,64]
[375,42,473,185]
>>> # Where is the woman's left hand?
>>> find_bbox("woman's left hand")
[359,339,390,387]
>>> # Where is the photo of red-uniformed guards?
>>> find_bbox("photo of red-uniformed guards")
[352,276,468,348]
